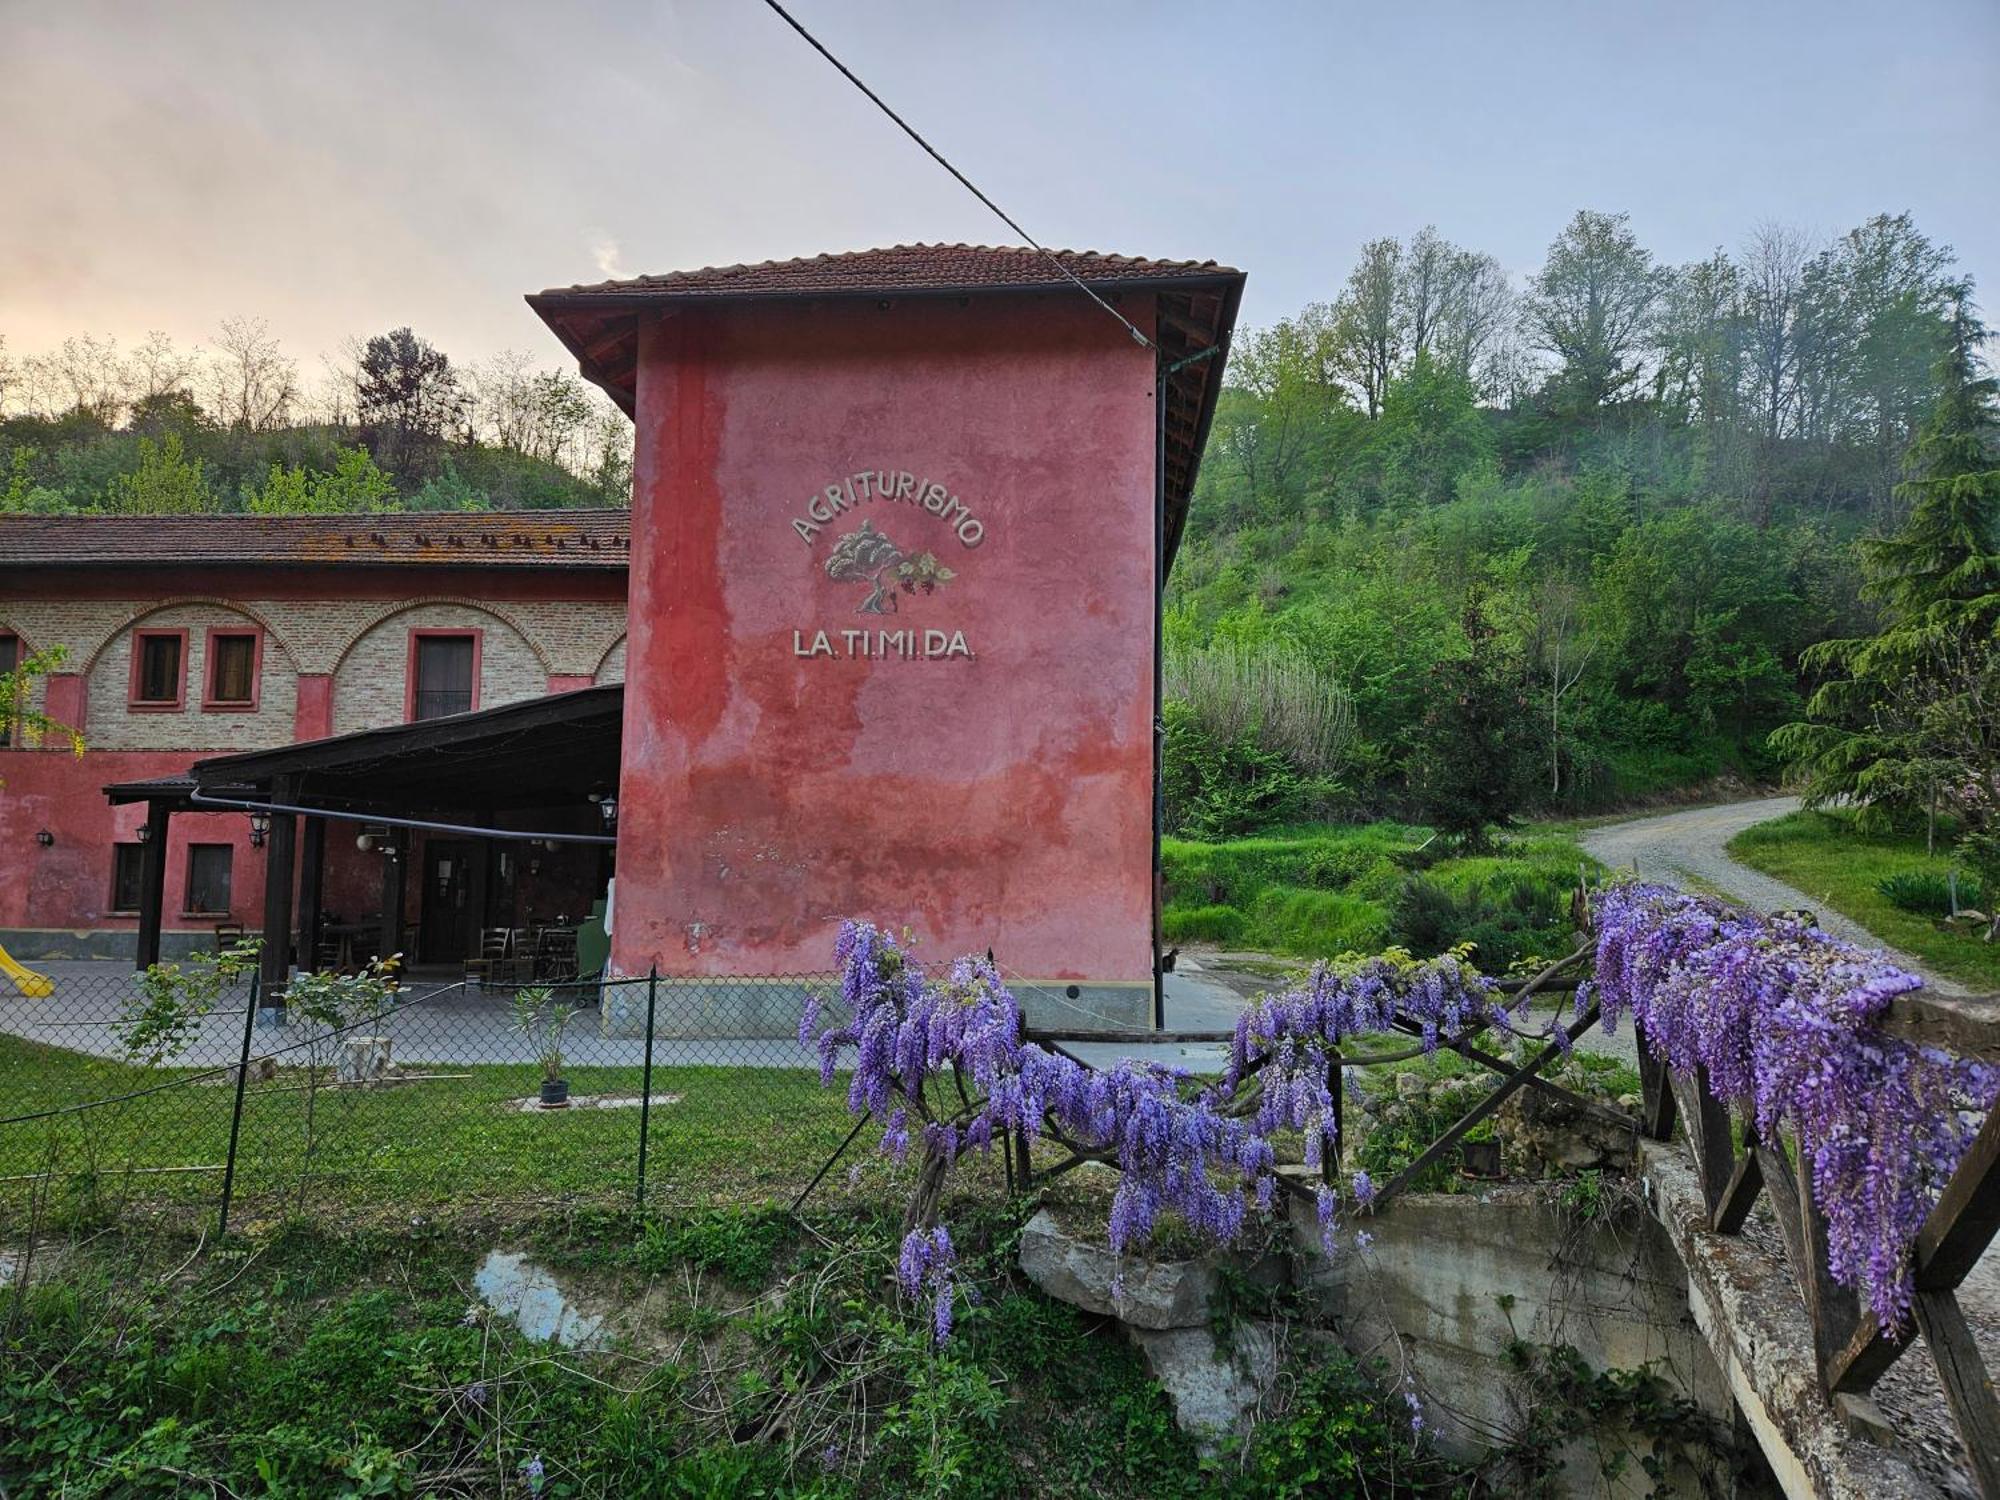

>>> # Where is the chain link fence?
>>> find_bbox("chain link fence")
[0,959,870,1233]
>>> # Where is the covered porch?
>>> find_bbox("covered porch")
[105,685,625,1000]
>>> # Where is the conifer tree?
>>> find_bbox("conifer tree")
[1772,292,2000,819]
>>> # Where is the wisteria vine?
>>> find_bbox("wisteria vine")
[1582,882,1999,1331]
[801,921,1510,1343]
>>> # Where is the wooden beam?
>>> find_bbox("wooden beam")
[1879,992,2000,1065]
[132,799,172,970]
[258,779,297,1002]
[296,816,325,975]
[1711,1130,1764,1235]
[1915,1096,2000,1292]
[1911,1289,2000,1499]
[1800,1155,1864,1391]
[1830,1094,1999,1392]
[377,831,407,968]
[1374,1003,1602,1207]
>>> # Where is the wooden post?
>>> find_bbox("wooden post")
[132,798,172,970]
[377,830,407,967]
[296,816,325,973]
[258,785,297,1005]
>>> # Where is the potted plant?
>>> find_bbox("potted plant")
[513,986,579,1107]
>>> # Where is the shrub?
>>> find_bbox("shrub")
[1161,702,1339,839]
[1161,903,1246,944]
[1877,869,1983,916]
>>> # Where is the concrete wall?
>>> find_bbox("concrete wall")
[1293,1187,1749,1497]
[613,294,1159,995]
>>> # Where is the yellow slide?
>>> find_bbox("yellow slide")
[0,943,54,999]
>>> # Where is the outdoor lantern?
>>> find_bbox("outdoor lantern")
[35,828,53,847]
[248,811,270,849]
[135,824,151,843]
[598,794,618,828]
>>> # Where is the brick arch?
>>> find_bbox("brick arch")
[0,616,44,658]
[77,597,300,675]
[326,596,555,679]
[592,633,627,684]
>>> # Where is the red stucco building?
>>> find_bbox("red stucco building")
[532,246,1242,1025]
[0,511,628,960]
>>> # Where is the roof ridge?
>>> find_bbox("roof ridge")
[533,242,1239,299]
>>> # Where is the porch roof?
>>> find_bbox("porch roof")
[168,684,625,819]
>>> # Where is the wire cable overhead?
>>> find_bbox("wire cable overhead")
[755,0,1155,351]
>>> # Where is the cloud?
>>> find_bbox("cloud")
[591,235,627,280]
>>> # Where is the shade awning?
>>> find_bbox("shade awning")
[165,684,625,821]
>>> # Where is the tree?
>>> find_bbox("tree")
[1772,296,2000,818]
[1399,226,1511,385]
[1523,576,1596,799]
[357,327,465,477]
[246,447,399,514]
[205,317,298,431]
[1409,595,1537,847]
[1520,210,1670,412]
[0,645,84,760]
[1741,222,1811,442]
[108,433,213,513]
[123,331,199,408]
[1368,351,1491,508]
[1330,238,1403,418]
[1655,251,1744,428]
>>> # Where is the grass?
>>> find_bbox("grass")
[1727,809,2000,990]
[0,1032,867,1226]
[1161,820,1598,972]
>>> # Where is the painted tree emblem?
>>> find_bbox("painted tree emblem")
[824,519,956,614]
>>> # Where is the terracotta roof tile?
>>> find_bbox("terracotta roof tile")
[533,243,1240,301]
[0,510,630,569]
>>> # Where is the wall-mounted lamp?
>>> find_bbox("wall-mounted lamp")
[598,795,618,829]
[135,824,152,844]
[35,828,53,847]
[248,812,271,849]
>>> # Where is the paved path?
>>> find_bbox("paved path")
[1580,795,1971,997]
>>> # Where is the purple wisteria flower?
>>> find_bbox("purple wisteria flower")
[1585,882,1997,1330]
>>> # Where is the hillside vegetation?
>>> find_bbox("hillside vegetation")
[1165,209,1974,828]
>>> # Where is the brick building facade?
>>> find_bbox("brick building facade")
[0,511,628,957]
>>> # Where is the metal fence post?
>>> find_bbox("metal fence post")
[216,968,261,1239]
[635,966,659,1209]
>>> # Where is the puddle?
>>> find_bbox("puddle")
[471,1250,608,1349]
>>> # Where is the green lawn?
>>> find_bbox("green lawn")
[0,1033,866,1225]
[1727,809,2000,990]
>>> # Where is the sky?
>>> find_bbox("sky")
[2,0,1995,376]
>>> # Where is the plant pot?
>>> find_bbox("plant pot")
[540,1078,570,1107]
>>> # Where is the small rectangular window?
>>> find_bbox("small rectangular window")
[411,633,476,721]
[184,844,232,914]
[132,631,186,708]
[0,632,18,748]
[110,843,145,912]
[206,631,258,707]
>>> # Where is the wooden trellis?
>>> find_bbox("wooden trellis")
[1632,996,2000,1499]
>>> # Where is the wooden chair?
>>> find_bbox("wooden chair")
[213,921,245,953]
[465,927,512,985]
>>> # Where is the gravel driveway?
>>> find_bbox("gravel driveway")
[1580,794,1971,997]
